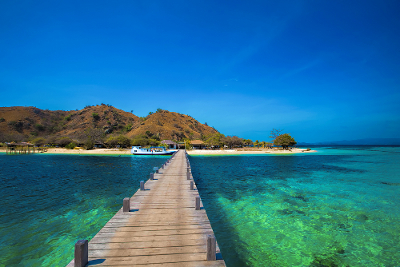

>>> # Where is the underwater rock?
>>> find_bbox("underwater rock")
[277,208,306,215]
[381,181,400,186]
[354,214,369,222]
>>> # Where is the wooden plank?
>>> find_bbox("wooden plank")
[67,150,225,266]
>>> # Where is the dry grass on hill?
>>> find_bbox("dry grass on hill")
[0,105,217,142]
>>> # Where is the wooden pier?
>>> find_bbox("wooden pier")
[67,149,225,267]
[5,142,36,154]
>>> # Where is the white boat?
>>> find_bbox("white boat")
[131,146,175,155]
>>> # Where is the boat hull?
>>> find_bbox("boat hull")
[132,151,174,155]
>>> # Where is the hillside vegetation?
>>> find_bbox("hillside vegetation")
[0,104,218,145]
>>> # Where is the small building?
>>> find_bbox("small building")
[94,141,105,148]
[5,142,36,154]
[161,140,177,149]
[191,140,205,149]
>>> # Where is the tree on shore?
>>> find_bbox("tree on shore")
[243,139,253,147]
[84,128,104,150]
[205,133,224,148]
[254,140,260,148]
[270,128,283,139]
[273,133,297,150]
[221,136,244,148]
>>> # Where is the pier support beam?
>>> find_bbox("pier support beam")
[206,235,216,261]
[123,198,130,212]
[74,239,88,267]
[195,196,200,210]
[140,181,145,191]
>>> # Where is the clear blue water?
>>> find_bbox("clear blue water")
[0,154,167,266]
[190,146,400,266]
[1,147,399,266]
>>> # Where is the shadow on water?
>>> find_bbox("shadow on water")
[88,259,106,265]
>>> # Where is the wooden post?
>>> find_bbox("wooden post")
[190,181,194,190]
[123,198,130,212]
[150,173,154,180]
[187,172,191,180]
[156,169,159,174]
[195,196,200,210]
[74,239,88,267]
[206,235,216,261]
[140,180,145,191]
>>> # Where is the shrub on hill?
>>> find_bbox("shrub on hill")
[64,114,72,121]
[34,124,45,131]
[92,113,100,120]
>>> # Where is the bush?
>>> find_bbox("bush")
[106,136,118,147]
[31,137,46,146]
[85,140,94,150]
[0,118,5,122]
[125,124,132,132]
[116,135,131,147]
[58,137,73,147]
[131,137,150,147]
[92,113,100,120]
[64,114,72,121]
[65,142,77,149]
[35,124,45,131]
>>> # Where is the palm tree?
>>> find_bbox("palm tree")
[245,139,253,147]
[254,140,260,148]
[266,142,273,149]
[261,141,267,148]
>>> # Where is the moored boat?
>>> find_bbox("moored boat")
[131,146,175,155]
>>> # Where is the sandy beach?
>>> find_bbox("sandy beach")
[187,148,316,155]
[0,147,316,155]
[0,147,132,155]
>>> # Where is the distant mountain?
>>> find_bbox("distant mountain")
[0,105,218,142]
[298,138,400,146]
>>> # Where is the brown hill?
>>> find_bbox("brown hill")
[127,110,218,140]
[0,105,218,142]
[0,106,69,138]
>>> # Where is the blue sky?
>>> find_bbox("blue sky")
[1,0,399,143]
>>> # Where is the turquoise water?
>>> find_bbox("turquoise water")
[190,147,400,266]
[0,154,167,266]
[1,148,399,266]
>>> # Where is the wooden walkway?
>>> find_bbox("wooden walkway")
[67,150,225,267]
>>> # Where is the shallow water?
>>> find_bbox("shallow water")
[190,146,400,266]
[1,148,399,266]
[0,154,167,266]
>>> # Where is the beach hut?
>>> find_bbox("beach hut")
[190,140,205,149]
[161,140,177,149]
